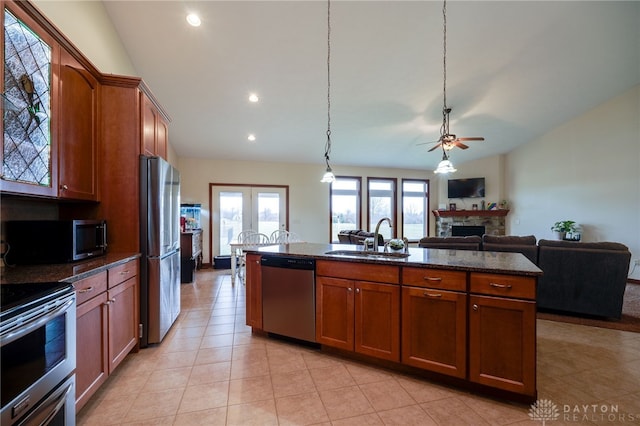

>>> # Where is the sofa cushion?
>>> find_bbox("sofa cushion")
[482,234,538,264]
[538,239,629,251]
[418,236,482,251]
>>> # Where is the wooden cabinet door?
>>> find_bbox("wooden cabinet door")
[355,281,400,362]
[141,94,157,157]
[316,276,354,351]
[245,253,263,329]
[75,291,108,412]
[469,295,536,396]
[156,116,168,159]
[58,48,98,200]
[107,276,139,373]
[401,286,466,378]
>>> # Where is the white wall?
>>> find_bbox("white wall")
[178,158,434,264]
[32,0,136,75]
[506,85,640,280]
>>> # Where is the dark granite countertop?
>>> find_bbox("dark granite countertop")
[248,243,542,277]
[0,253,141,284]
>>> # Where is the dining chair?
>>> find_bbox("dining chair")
[269,230,302,243]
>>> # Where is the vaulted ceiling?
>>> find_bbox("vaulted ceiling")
[102,1,640,171]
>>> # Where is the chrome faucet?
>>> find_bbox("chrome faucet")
[373,217,392,252]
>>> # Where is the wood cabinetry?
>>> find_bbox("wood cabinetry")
[468,273,536,397]
[141,93,168,158]
[107,259,139,372]
[1,1,100,200]
[180,230,203,283]
[74,258,139,412]
[401,267,467,378]
[57,48,98,200]
[99,77,170,253]
[74,271,108,412]
[245,253,262,329]
[316,260,400,362]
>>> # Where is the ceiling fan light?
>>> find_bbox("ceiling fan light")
[321,166,336,183]
[434,158,457,174]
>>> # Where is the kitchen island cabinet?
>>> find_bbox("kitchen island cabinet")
[401,267,467,378]
[244,243,541,402]
[245,253,262,329]
[316,260,400,362]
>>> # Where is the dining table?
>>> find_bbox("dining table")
[229,240,276,284]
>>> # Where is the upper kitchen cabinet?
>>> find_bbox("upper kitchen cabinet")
[57,49,98,201]
[99,76,170,253]
[1,1,59,197]
[141,94,168,159]
[1,0,100,200]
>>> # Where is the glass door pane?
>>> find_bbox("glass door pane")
[215,189,250,256]
[252,188,286,239]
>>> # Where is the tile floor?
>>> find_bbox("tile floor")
[77,269,640,425]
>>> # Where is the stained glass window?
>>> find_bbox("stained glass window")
[3,8,52,186]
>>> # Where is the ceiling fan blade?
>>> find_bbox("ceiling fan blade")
[427,142,443,152]
[454,142,469,150]
[455,137,485,142]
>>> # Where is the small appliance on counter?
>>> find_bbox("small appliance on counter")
[4,219,107,264]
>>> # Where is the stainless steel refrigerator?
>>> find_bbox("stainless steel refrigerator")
[139,155,181,347]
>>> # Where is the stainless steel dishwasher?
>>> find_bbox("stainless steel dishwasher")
[261,255,316,343]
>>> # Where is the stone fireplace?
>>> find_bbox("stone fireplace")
[432,210,509,237]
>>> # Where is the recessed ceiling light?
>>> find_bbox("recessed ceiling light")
[248,93,259,103]
[248,134,256,142]
[186,13,201,27]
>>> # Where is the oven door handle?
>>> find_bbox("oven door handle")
[39,380,74,426]
[0,296,74,346]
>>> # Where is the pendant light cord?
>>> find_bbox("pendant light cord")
[324,0,332,168]
[440,0,449,158]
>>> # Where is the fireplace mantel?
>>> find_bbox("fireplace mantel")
[432,209,509,218]
[432,210,509,237]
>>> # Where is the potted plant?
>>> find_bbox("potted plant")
[551,220,577,240]
[388,238,405,252]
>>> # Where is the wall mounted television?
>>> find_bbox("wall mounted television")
[448,177,485,199]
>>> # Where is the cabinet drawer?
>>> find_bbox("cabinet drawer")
[108,259,139,289]
[470,273,536,300]
[317,260,399,284]
[402,267,466,291]
[74,271,108,305]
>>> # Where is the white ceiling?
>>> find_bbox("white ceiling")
[102,1,640,171]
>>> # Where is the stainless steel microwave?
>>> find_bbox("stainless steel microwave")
[4,219,107,264]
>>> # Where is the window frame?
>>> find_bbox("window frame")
[329,176,362,243]
[366,177,397,238]
[401,178,430,242]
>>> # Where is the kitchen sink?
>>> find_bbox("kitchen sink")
[324,250,410,259]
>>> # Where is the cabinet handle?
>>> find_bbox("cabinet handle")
[78,286,94,293]
[423,292,442,297]
[489,282,512,289]
[473,304,478,311]
[423,277,442,282]
[348,287,352,292]
[120,270,130,275]
[356,288,360,294]
[61,184,68,191]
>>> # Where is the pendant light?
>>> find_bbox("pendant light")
[433,0,456,174]
[321,0,336,183]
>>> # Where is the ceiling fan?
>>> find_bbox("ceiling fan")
[421,107,485,152]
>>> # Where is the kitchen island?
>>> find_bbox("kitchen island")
[244,242,542,402]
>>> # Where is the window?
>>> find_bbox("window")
[330,177,361,242]
[402,179,429,241]
[367,178,396,240]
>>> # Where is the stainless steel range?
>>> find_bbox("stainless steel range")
[1,282,76,426]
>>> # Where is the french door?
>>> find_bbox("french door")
[211,185,288,257]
